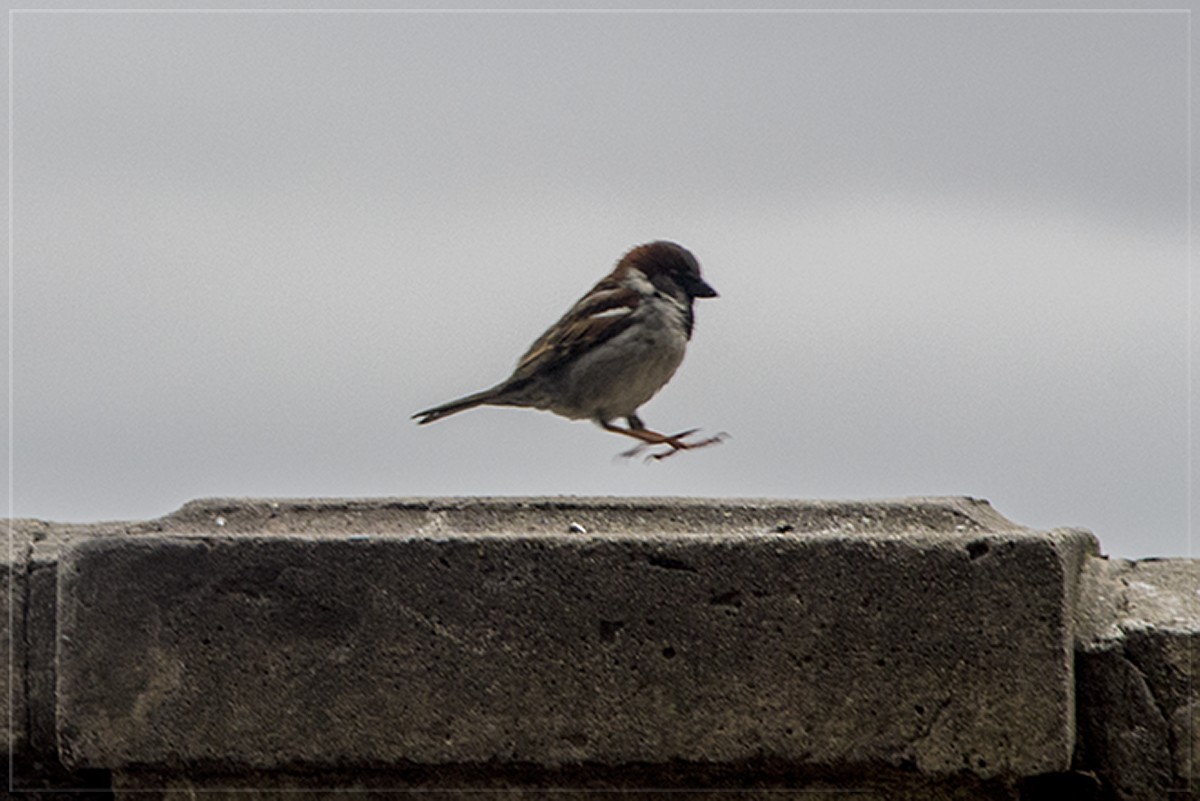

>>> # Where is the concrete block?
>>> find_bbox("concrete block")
[9,519,126,792]
[0,519,61,758]
[54,497,1096,781]
[1,522,30,756]
[1074,556,1200,800]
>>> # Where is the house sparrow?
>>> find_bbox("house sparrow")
[413,240,722,460]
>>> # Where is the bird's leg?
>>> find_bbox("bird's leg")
[628,415,727,452]
[600,418,725,460]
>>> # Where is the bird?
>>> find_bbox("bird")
[413,240,723,460]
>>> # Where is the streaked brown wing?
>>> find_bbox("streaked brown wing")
[511,280,641,381]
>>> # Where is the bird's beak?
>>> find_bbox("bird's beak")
[690,277,718,299]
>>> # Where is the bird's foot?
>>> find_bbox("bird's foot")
[620,430,728,461]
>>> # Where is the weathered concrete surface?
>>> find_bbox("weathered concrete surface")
[1074,556,1199,800]
[2,519,67,757]
[9,519,130,793]
[52,496,1096,786]
[1,522,31,756]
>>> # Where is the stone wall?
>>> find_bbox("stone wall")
[4,497,1196,799]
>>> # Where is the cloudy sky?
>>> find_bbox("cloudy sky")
[6,2,1193,557]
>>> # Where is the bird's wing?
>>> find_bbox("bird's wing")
[510,277,642,381]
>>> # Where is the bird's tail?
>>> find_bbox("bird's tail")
[412,386,506,425]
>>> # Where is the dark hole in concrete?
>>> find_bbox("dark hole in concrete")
[967,540,990,560]
[598,620,625,643]
[662,646,677,659]
[646,554,698,573]
[708,589,742,607]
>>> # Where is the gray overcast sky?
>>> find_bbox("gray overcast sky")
[5,2,1194,557]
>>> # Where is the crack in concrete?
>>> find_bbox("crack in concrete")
[907,695,954,751]
[1112,569,1175,736]
[390,603,488,656]
[1120,640,1171,731]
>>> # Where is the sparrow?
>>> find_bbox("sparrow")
[413,240,722,460]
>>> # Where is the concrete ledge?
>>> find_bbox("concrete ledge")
[7,520,122,795]
[50,496,1094,786]
[4,520,76,755]
[9,496,1197,799]
[1075,556,1199,800]
[2,524,30,756]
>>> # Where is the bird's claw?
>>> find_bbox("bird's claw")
[618,430,728,461]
